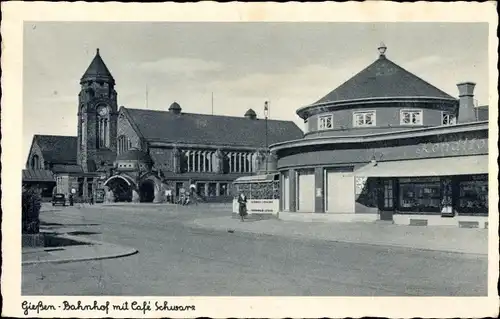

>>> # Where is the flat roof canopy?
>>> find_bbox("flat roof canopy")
[22,169,55,183]
[355,155,488,177]
[233,173,279,184]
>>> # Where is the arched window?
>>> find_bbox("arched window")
[117,135,129,155]
[31,154,39,169]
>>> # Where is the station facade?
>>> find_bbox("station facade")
[270,44,490,225]
[25,49,303,203]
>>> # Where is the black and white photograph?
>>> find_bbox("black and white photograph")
[2,2,498,318]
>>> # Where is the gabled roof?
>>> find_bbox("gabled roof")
[122,107,303,148]
[33,135,78,164]
[312,52,456,106]
[80,48,115,84]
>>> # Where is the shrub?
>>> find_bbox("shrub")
[22,186,42,234]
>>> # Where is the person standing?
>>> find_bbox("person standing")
[237,192,247,222]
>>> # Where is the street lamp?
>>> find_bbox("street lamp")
[264,101,269,174]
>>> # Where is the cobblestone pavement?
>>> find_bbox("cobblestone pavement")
[22,204,487,296]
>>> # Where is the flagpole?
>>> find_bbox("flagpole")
[211,92,214,115]
[146,84,149,109]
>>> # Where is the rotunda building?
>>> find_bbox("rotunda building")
[270,44,489,227]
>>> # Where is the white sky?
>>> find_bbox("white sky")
[23,22,489,160]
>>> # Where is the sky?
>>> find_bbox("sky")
[23,22,489,160]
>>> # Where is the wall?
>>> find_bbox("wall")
[27,142,45,169]
[304,105,457,137]
[150,147,174,171]
[277,130,488,169]
[117,112,143,150]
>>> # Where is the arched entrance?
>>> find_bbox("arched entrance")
[139,180,155,203]
[104,175,133,202]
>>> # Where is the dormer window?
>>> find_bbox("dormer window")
[353,111,376,127]
[441,112,456,126]
[400,109,423,125]
[318,114,334,130]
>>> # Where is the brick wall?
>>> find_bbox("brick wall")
[117,112,143,150]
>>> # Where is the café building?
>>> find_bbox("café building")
[271,44,490,227]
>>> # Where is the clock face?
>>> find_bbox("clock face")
[97,106,109,116]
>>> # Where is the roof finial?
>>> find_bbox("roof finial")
[96,48,100,55]
[378,42,387,57]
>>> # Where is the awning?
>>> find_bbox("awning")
[233,173,278,184]
[355,155,489,177]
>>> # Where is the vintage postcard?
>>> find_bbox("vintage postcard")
[1,1,499,318]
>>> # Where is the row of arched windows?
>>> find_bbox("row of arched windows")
[97,118,109,148]
[117,135,132,154]
[179,150,256,173]
[30,154,41,169]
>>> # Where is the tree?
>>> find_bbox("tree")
[22,186,42,234]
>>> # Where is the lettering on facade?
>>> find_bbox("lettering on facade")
[415,138,486,156]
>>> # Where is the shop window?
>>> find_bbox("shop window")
[400,109,423,125]
[441,112,456,126]
[441,178,453,215]
[318,114,333,130]
[458,176,488,215]
[353,111,376,127]
[398,177,441,213]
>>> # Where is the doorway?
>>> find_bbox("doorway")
[140,180,155,202]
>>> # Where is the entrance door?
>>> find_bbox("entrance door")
[325,171,355,213]
[378,178,395,221]
[297,170,315,212]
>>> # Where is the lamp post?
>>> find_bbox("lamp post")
[264,101,269,174]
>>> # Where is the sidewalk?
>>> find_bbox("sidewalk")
[189,216,488,255]
[23,212,138,265]
[22,234,138,265]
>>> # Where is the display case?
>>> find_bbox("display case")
[398,177,441,213]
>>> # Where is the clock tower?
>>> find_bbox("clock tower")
[77,48,118,172]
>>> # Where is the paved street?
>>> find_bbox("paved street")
[22,204,487,296]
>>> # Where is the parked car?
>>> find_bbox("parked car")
[52,193,66,206]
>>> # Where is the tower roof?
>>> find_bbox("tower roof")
[244,108,257,119]
[80,48,115,84]
[311,44,456,106]
[169,102,181,111]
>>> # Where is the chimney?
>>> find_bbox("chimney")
[457,82,477,123]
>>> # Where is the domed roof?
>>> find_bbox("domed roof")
[169,102,181,111]
[116,149,152,162]
[244,108,257,119]
[307,44,456,108]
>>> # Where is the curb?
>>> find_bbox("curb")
[22,234,139,265]
[189,219,487,256]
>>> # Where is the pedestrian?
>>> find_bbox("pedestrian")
[69,193,74,206]
[90,195,94,205]
[237,192,247,222]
